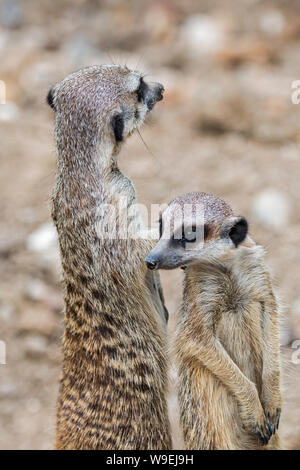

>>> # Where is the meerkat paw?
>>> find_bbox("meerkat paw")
[262,400,281,437]
[239,397,272,445]
[261,387,282,438]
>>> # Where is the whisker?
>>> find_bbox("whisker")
[137,128,161,168]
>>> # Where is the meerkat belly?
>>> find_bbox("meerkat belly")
[216,301,264,387]
[179,363,243,449]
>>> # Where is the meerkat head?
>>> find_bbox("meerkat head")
[46,65,164,154]
[145,192,249,270]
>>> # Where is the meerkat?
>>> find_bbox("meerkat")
[47,65,171,450]
[145,192,282,450]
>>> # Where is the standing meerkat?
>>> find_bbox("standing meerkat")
[47,65,171,450]
[145,192,281,450]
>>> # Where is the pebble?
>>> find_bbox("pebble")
[260,10,285,36]
[181,14,224,54]
[27,223,58,254]
[0,300,15,322]
[0,380,18,399]
[0,101,19,121]
[24,335,48,359]
[19,308,57,337]
[26,223,60,270]
[0,0,23,28]
[252,189,290,231]
[26,398,41,414]
[24,279,48,303]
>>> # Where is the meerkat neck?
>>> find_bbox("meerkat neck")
[183,246,266,312]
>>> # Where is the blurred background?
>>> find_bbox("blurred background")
[0,0,300,449]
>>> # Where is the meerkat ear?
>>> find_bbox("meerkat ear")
[112,113,124,142]
[228,217,248,247]
[46,87,56,111]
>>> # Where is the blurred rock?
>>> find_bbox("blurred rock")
[24,279,48,302]
[259,9,285,36]
[217,38,278,68]
[19,307,57,337]
[0,0,23,29]
[0,300,15,322]
[26,398,41,414]
[24,335,47,359]
[16,207,39,224]
[0,101,19,122]
[20,60,60,90]
[252,189,290,231]
[0,30,8,52]
[181,14,225,54]
[0,380,18,399]
[26,223,60,267]
[63,35,97,68]
[23,278,63,312]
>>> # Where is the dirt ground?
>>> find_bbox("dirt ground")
[1,0,300,450]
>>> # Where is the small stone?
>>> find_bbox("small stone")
[0,0,23,29]
[63,35,97,68]
[24,335,47,359]
[26,223,60,269]
[27,223,58,254]
[0,301,15,322]
[26,398,41,414]
[0,380,18,399]
[260,10,285,36]
[0,101,19,122]
[181,15,224,54]
[19,308,57,337]
[24,279,48,302]
[252,190,290,231]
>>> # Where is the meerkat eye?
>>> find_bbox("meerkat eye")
[137,78,147,103]
[182,225,197,243]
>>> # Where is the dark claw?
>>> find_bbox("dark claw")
[255,426,269,446]
[271,423,276,435]
[276,408,281,430]
[266,422,273,437]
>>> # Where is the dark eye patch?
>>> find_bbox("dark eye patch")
[137,78,148,103]
[204,224,210,239]
[111,113,124,142]
[159,217,163,238]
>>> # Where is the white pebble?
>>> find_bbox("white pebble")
[252,189,290,231]
[27,223,58,254]
[0,101,19,122]
[260,10,285,36]
[181,15,224,54]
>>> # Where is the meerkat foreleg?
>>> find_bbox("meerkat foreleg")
[260,287,282,442]
[179,319,270,444]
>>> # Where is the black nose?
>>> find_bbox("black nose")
[156,83,164,101]
[146,260,158,270]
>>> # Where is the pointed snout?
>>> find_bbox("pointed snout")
[153,82,164,102]
[146,82,164,110]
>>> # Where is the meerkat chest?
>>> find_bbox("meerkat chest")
[215,285,264,380]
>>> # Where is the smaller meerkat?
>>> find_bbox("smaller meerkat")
[145,192,282,450]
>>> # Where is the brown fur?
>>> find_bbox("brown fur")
[147,192,282,450]
[48,65,171,450]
